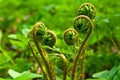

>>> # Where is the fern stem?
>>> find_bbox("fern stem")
[28,41,49,80]
[71,15,93,80]
[33,27,56,80]
[58,54,68,80]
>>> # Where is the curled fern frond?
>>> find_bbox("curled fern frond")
[33,22,47,41]
[72,15,94,80]
[64,28,79,46]
[73,15,93,33]
[42,30,57,47]
[77,3,96,20]
[32,22,56,80]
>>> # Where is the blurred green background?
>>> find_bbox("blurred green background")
[0,0,120,79]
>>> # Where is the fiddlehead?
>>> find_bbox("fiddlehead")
[32,22,56,80]
[73,14,93,33]
[34,22,47,41]
[27,3,96,80]
[27,30,50,80]
[71,15,94,80]
[42,30,57,47]
[77,3,96,20]
[63,28,79,46]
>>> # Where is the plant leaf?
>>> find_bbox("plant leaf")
[113,66,120,80]
[86,78,106,80]
[13,71,42,80]
[108,66,118,80]
[8,69,21,78]
[92,70,109,78]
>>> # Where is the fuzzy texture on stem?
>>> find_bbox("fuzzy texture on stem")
[27,31,50,80]
[78,48,86,80]
[28,41,50,80]
[32,22,56,80]
[71,15,94,80]
[58,54,68,80]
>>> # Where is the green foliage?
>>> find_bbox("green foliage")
[0,69,43,80]
[8,69,20,78]
[0,0,120,80]
[7,69,42,80]
[87,65,120,80]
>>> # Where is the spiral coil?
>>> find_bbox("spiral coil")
[73,15,93,33]
[64,28,79,46]
[77,3,96,20]
[42,30,57,47]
